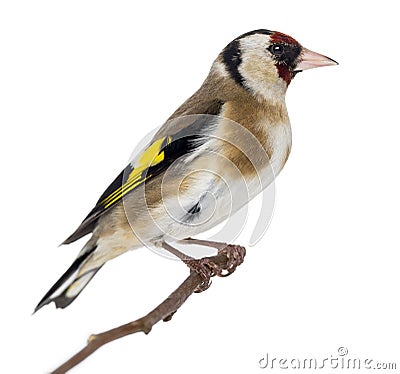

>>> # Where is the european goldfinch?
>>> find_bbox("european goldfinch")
[35,29,337,311]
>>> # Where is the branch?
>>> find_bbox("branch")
[51,250,243,373]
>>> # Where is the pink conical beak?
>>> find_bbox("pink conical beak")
[295,48,338,71]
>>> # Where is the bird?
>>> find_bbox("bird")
[35,29,337,312]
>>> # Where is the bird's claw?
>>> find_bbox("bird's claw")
[220,244,246,276]
[184,244,246,292]
[184,258,215,292]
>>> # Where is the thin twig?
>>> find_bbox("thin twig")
[51,251,240,373]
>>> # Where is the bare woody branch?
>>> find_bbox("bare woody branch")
[51,249,244,374]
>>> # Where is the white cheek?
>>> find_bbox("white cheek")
[239,56,288,102]
[238,35,288,102]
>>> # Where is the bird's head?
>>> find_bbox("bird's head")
[219,29,337,101]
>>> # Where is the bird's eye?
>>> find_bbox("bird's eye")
[270,44,284,56]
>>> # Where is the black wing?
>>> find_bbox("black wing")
[62,115,220,244]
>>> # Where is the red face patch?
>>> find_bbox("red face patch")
[270,31,299,46]
[275,64,292,85]
[269,31,300,85]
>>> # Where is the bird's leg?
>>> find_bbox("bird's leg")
[182,238,246,279]
[160,241,194,261]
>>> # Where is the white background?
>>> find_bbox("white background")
[1,1,399,373]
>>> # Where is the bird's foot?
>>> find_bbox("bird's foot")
[183,243,246,292]
[218,244,246,276]
[184,258,216,292]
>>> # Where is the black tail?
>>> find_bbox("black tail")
[34,246,100,312]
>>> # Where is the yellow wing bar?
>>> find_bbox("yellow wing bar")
[101,136,171,208]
